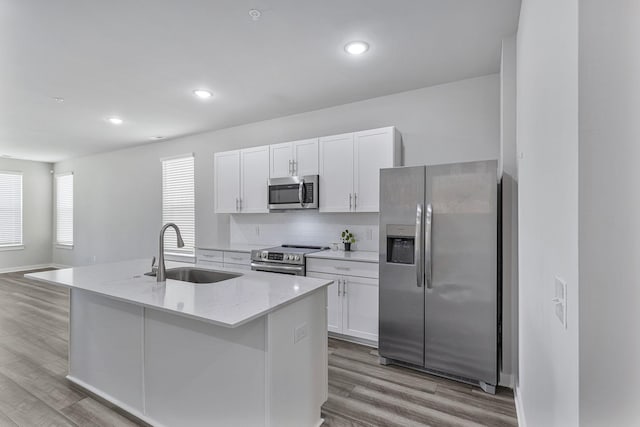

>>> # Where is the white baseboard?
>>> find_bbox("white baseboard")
[499,372,514,388]
[0,263,54,274]
[0,263,71,274]
[514,385,527,427]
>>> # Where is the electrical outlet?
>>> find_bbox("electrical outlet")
[366,228,373,241]
[294,323,308,343]
[553,277,567,329]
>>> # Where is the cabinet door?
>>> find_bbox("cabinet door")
[342,275,379,342]
[354,127,398,212]
[269,142,293,178]
[292,138,319,176]
[240,146,269,213]
[319,133,354,212]
[306,272,342,334]
[214,150,240,214]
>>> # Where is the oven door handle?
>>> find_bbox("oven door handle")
[298,178,307,208]
[250,262,305,274]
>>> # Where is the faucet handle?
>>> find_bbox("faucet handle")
[151,256,157,272]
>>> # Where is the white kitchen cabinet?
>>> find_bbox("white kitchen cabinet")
[354,127,402,212]
[214,150,240,214]
[342,275,379,341]
[196,249,251,270]
[240,146,269,213]
[319,127,400,213]
[307,259,379,344]
[269,138,319,178]
[214,147,268,213]
[318,133,354,212]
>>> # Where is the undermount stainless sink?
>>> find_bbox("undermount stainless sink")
[145,267,242,284]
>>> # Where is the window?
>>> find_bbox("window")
[0,172,23,248]
[56,173,74,246]
[162,155,195,255]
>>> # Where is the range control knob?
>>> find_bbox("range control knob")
[294,255,300,261]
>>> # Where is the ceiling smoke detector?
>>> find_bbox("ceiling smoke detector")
[150,136,165,140]
[248,9,261,21]
[51,97,65,103]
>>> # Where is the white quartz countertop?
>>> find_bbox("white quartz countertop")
[25,260,332,328]
[306,250,379,263]
[196,244,258,253]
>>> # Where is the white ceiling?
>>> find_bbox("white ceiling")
[0,0,520,163]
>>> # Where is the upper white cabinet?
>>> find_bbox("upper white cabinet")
[214,147,268,213]
[240,146,269,213]
[319,126,400,213]
[269,138,319,178]
[214,150,240,214]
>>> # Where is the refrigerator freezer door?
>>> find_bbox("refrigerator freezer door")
[379,166,426,366]
[424,160,498,385]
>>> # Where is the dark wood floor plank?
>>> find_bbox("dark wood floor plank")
[61,397,141,427]
[0,373,77,427]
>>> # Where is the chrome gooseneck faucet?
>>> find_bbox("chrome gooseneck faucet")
[157,223,184,283]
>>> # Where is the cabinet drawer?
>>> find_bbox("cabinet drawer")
[196,249,224,263]
[196,259,224,269]
[306,258,378,279]
[223,251,250,266]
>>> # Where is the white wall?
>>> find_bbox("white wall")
[53,74,500,267]
[579,1,640,424]
[516,0,579,426]
[500,35,518,388]
[0,158,53,271]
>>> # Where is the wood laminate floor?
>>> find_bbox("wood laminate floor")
[0,270,517,427]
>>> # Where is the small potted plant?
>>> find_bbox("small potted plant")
[340,229,356,252]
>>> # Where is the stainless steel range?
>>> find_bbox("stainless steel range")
[250,244,328,276]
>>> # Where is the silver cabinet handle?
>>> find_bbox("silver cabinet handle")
[425,203,433,289]
[235,197,239,212]
[337,279,342,296]
[298,178,307,208]
[239,197,242,211]
[343,278,347,296]
[415,203,424,287]
[288,160,292,175]
[334,266,351,271]
[354,193,357,210]
[293,160,297,176]
[349,193,352,210]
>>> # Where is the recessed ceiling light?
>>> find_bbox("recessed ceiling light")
[193,89,213,99]
[150,136,165,140]
[344,41,369,55]
[107,117,123,125]
[51,97,65,103]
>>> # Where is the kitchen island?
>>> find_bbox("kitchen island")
[26,260,332,427]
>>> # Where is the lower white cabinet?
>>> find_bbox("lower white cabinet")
[307,267,379,343]
[196,249,251,270]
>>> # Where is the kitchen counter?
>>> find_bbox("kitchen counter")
[306,250,379,263]
[26,259,331,328]
[196,243,257,253]
[25,260,330,427]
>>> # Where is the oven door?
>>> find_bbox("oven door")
[250,261,305,276]
[268,175,319,210]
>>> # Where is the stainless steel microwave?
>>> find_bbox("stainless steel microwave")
[268,175,319,210]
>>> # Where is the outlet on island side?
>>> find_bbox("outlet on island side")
[294,322,308,343]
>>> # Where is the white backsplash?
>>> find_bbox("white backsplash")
[230,212,380,252]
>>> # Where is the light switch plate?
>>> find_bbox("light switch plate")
[553,277,567,329]
[294,323,308,343]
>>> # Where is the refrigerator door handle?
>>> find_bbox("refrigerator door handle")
[425,203,433,289]
[415,203,424,287]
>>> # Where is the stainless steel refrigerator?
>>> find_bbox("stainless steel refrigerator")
[378,160,499,394]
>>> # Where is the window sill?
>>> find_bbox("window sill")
[55,244,74,250]
[0,245,24,252]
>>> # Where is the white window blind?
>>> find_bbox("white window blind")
[0,172,23,248]
[162,155,195,255]
[56,173,74,246]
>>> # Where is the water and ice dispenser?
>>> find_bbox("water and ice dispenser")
[386,224,416,265]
